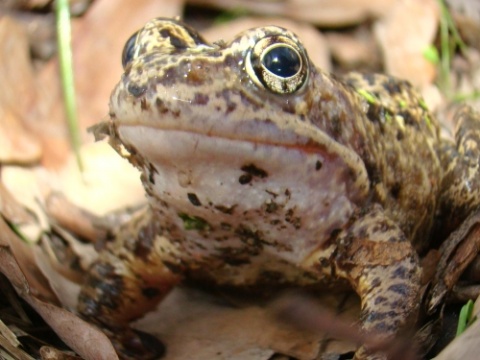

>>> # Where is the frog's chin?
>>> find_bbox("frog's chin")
[117,125,368,263]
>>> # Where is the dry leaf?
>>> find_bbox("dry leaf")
[187,0,397,26]
[374,0,439,88]
[0,16,42,163]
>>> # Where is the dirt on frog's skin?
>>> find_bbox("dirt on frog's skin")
[80,18,480,360]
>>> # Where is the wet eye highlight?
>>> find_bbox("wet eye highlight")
[247,35,308,94]
[262,45,301,78]
[122,31,139,68]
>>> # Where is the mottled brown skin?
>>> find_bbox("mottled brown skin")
[79,18,480,359]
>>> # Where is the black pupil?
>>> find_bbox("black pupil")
[121,31,138,68]
[262,46,300,78]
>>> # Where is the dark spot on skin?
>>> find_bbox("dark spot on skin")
[90,262,116,277]
[241,164,268,178]
[81,264,125,312]
[285,208,301,229]
[223,54,237,68]
[392,265,408,280]
[159,67,180,87]
[222,257,251,266]
[220,222,232,230]
[142,287,161,299]
[163,261,184,274]
[370,277,381,288]
[362,73,377,85]
[259,270,284,283]
[77,295,101,317]
[134,222,157,260]
[239,174,252,185]
[156,98,169,114]
[374,296,388,305]
[330,115,342,138]
[382,77,403,94]
[390,182,401,199]
[187,193,202,206]
[192,93,209,105]
[366,103,387,128]
[357,225,368,239]
[185,60,210,85]
[396,130,404,141]
[364,161,381,186]
[315,160,323,171]
[141,98,148,110]
[181,24,209,46]
[265,202,278,213]
[218,89,238,114]
[329,228,342,240]
[215,204,236,214]
[160,29,189,49]
[388,284,409,296]
[178,213,210,231]
[226,102,236,114]
[235,225,265,250]
[398,110,419,128]
[127,84,147,97]
[365,311,389,322]
[147,163,158,185]
[266,189,278,198]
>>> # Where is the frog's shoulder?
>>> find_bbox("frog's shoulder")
[340,72,436,134]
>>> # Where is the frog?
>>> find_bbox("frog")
[79,17,480,360]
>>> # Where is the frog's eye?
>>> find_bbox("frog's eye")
[247,35,308,94]
[122,31,139,68]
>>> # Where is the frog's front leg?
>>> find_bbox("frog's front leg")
[78,214,182,360]
[304,205,422,359]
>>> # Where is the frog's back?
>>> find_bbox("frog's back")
[340,72,442,252]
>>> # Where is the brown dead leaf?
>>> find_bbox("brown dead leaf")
[0,16,42,163]
[0,203,118,359]
[374,0,439,88]
[429,210,480,312]
[132,288,356,360]
[325,30,380,70]
[27,295,118,360]
[187,0,397,27]
[53,141,144,216]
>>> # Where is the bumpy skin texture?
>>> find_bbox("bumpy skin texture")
[79,18,480,359]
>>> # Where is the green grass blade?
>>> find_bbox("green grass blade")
[55,0,83,171]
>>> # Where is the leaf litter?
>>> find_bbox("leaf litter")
[1,0,480,359]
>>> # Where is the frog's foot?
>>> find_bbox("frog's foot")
[78,218,182,359]
[103,327,165,360]
[304,205,422,360]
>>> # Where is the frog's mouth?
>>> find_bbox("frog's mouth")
[115,124,369,207]
[115,124,366,263]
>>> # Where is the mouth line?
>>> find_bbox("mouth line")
[115,122,329,156]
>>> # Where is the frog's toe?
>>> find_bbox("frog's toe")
[113,329,165,360]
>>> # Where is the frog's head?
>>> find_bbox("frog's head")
[107,18,370,255]
[111,18,366,156]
